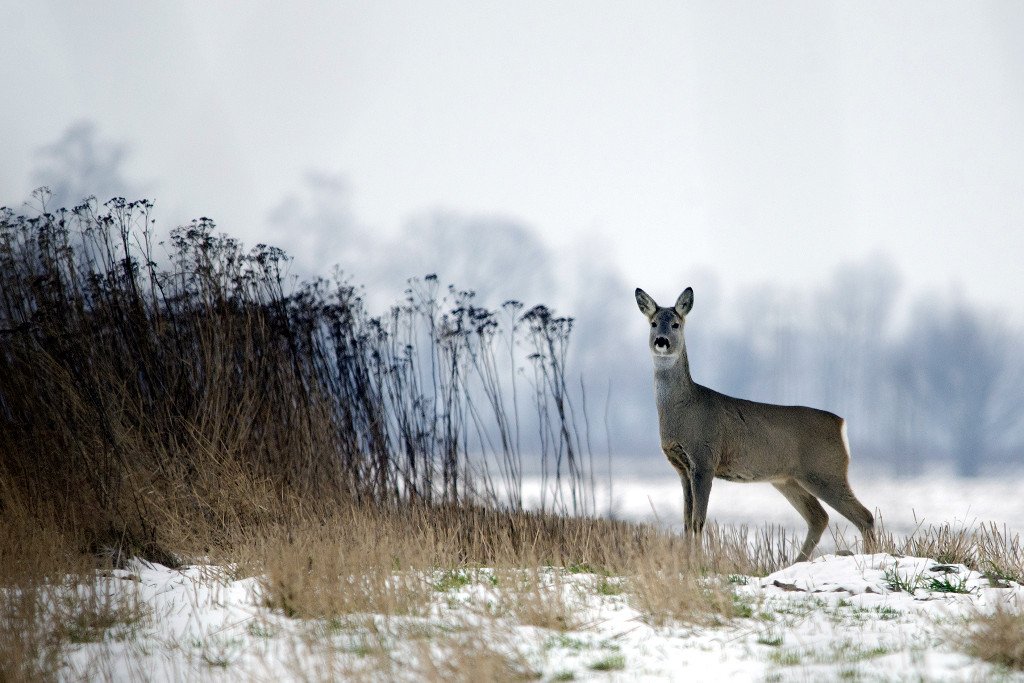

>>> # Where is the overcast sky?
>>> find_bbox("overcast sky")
[4,1,1024,319]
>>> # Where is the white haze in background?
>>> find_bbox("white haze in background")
[4,3,1024,478]
[3,2,1024,318]
[9,121,1024,480]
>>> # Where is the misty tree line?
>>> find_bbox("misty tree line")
[18,121,1024,478]
[675,261,1023,478]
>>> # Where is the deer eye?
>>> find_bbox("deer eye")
[650,321,656,327]
[672,323,679,329]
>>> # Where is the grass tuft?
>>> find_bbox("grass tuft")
[498,569,583,632]
[883,564,923,593]
[963,603,1024,670]
[589,654,626,671]
[629,560,746,628]
[925,574,973,594]
[57,588,149,644]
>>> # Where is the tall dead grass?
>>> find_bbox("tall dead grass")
[0,191,591,679]
[0,192,591,561]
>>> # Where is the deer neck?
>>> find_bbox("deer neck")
[652,346,695,402]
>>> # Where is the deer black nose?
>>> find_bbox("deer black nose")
[654,336,670,349]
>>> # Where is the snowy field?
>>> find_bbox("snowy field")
[23,473,1024,681]
[58,553,1023,681]
[531,471,1024,542]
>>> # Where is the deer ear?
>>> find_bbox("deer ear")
[635,288,658,317]
[675,287,694,316]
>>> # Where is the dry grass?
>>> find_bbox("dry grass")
[963,601,1024,671]
[0,512,84,682]
[0,510,150,682]
[4,196,1024,680]
[247,504,661,625]
[5,498,1024,680]
[255,514,434,621]
[626,534,748,628]
[0,194,599,679]
[243,504,787,638]
[1,580,64,683]
[409,632,541,682]
[1,196,595,573]
[233,506,787,676]
[894,522,976,566]
[700,522,793,576]
[870,520,1024,584]
[974,523,1024,585]
[630,565,742,628]
[495,568,584,632]
[51,580,148,645]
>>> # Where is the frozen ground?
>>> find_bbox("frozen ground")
[58,553,1024,681]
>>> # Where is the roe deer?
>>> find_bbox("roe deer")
[635,286,876,562]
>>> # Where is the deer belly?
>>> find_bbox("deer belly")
[715,468,758,482]
[716,438,784,482]
[715,450,777,482]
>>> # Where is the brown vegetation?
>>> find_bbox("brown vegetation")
[963,601,1024,671]
[2,193,1023,680]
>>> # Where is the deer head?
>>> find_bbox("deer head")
[635,287,693,362]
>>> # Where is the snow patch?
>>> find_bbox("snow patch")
[37,554,1024,681]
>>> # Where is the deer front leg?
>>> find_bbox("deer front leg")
[663,444,695,532]
[676,468,694,532]
[688,463,714,536]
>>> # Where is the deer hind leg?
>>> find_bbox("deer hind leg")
[773,479,829,562]
[796,474,876,554]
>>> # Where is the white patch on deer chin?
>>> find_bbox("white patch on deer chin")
[651,352,677,369]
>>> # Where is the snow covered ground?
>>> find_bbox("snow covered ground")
[531,471,1024,542]
[25,473,1024,680]
[57,552,1024,681]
